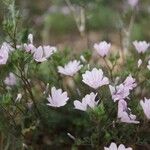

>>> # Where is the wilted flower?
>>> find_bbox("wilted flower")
[74,92,99,111]
[137,59,142,68]
[80,55,86,63]
[104,142,132,150]
[127,0,138,8]
[147,60,150,70]
[24,43,36,53]
[109,84,130,102]
[33,45,57,62]
[4,73,17,86]
[133,41,149,53]
[109,75,136,102]
[123,75,137,90]
[93,41,111,57]
[15,93,22,102]
[82,68,109,89]
[140,98,150,119]
[0,45,9,65]
[47,87,69,107]
[117,100,139,124]
[58,60,83,76]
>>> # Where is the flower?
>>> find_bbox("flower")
[23,33,36,53]
[140,98,150,119]
[74,92,99,111]
[33,45,57,62]
[117,100,139,124]
[4,73,17,86]
[137,59,142,68]
[80,55,86,63]
[58,60,83,76]
[127,0,138,8]
[109,75,136,102]
[104,142,132,150]
[1,42,14,53]
[123,75,137,90]
[0,45,9,65]
[15,93,22,102]
[133,41,149,53]
[28,33,33,44]
[47,87,69,107]
[82,68,109,89]
[109,84,130,102]
[147,60,150,70]
[93,41,111,57]
[24,43,36,53]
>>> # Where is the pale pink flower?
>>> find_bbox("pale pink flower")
[133,41,149,53]
[109,75,136,102]
[23,33,36,53]
[24,43,36,53]
[1,42,14,53]
[140,98,150,119]
[0,45,9,65]
[74,92,99,111]
[93,41,111,57]
[33,46,57,62]
[4,73,17,86]
[123,75,137,90]
[147,60,150,70]
[109,84,130,102]
[104,142,132,150]
[82,68,109,89]
[58,60,83,76]
[137,59,142,68]
[127,0,138,8]
[117,100,139,124]
[47,87,69,107]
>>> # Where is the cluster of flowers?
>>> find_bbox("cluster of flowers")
[0,34,57,64]
[1,34,150,149]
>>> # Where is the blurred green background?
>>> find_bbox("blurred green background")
[0,0,150,50]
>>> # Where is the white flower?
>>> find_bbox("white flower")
[140,98,150,119]
[104,142,132,150]
[74,92,99,111]
[15,93,22,102]
[93,41,111,57]
[58,60,83,76]
[137,59,142,68]
[47,87,69,107]
[80,55,86,63]
[4,73,17,86]
[133,41,149,53]
[127,0,138,8]
[33,45,57,62]
[0,45,9,65]
[147,60,150,70]
[117,100,139,124]
[28,33,33,44]
[82,68,109,89]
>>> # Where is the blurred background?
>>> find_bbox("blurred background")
[0,0,150,51]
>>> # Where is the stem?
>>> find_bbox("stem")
[103,57,113,82]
